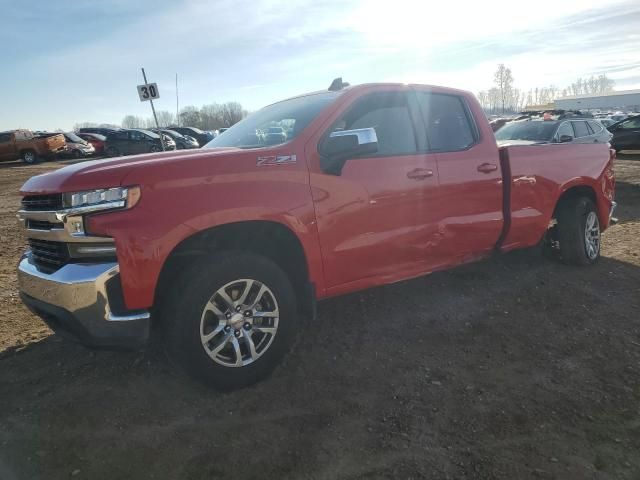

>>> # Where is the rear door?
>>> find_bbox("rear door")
[571,120,595,143]
[414,91,504,260]
[310,89,440,289]
[0,132,15,161]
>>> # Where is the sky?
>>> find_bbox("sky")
[1,0,639,131]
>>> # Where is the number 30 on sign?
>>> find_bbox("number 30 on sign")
[137,83,160,102]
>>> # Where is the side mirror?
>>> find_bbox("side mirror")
[559,134,573,143]
[320,128,378,175]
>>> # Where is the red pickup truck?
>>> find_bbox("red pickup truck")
[17,81,616,389]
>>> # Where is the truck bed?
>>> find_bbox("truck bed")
[499,142,615,251]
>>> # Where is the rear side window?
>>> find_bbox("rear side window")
[572,121,591,138]
[329,91,417,156]
[587,121,603,134]
[415,93,477,152]
[0,133,11,143]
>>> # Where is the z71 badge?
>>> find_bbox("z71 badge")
[257,155,297,166]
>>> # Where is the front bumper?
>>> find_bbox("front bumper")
[18,253,150,348]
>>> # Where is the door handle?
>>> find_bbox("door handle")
[407,168,433,180]
[477,163,498,173]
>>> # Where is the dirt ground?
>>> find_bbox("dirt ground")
[1,155,639,480]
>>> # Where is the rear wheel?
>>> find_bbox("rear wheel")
[556,196,601,265]
[22,150,38,164]
[161,252,298,390]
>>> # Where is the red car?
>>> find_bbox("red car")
[17,80,616,390]
[76,132,106,156]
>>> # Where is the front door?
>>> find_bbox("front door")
[413,90,504,261]
[614,117,640,149]
[309,89,440,291]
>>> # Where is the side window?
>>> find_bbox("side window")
[415,93,476,152]
[329,91,417,156]
[129,131,144,141]
[572,121,591,138]
[114,131,128,141]
[0,133,11,143]
[620,118,640,129]
[587,121,603,134]
[556,122,574,140]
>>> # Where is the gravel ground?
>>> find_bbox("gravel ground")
[0,155,639,480]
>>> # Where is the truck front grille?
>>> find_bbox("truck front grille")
[21,194,63,211]
[27,219,64,230]
[28,239,70,274]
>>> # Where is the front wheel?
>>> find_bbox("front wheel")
[557,196,601,265]
[161,252,298,390]
[150,145,162,153]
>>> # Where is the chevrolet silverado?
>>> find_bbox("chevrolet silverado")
[17,81,616,389]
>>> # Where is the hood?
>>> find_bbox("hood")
[20,147,241,195]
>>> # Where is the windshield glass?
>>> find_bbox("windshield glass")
[163,130,183,139]
[204,92,340,149]
[495,121,558,142]
[65,132,84,143]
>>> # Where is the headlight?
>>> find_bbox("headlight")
[63,186,141,211]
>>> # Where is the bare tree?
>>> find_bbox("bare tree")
[122,115,143,128]
[494,64,514,114]
[477,91,488,110]
[155,111,176,127]
[221,102,245,127]
[179,106,202,128]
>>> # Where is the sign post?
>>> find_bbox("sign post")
[138,68,165,151]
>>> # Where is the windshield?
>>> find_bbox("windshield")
[65,132,84,143]
[204,92,340,149]
[495,121,558,142]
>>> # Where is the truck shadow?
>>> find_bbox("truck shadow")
[1,249,640,479]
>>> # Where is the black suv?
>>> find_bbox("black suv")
[104,129,173,157]
[608,115,640,153]
[167,126,211,147]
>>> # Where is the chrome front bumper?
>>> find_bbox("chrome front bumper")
[18,252,150,348]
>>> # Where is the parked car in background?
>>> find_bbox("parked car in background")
[608,115,640,153]
[264,126,287,145]
[16,81,615,390]
[78,127,122,137]
[62,132,95,159]
[0,129,66,164]
[609,114,628,123]
[495,118,612,145]
[104,129,175,157]
[597,118,616,129]
[151,129,199,149]
[77,133,107,156]
[167,126,212,146]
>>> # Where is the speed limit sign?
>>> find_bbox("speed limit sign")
[137,82,160,102]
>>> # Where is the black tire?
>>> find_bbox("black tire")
[106,146,120,157]
[150,145,161,153]
[160,252,298,390]
[21,150,38,164]
[556,196,601,265]
[72,149,82,159]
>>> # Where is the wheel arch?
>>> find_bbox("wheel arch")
[154,220,316,319]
